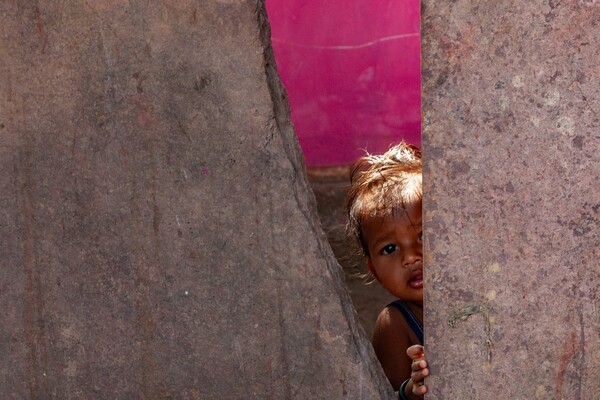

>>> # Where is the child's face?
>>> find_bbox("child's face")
[362,199,423,303]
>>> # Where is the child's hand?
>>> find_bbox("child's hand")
[407,345,428,397]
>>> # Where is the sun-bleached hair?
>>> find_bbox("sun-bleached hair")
[346,142,422,256]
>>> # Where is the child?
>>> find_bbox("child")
[346,143,429,399]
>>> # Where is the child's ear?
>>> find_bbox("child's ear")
[367,259,380,281]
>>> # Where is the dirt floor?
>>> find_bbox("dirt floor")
[307,167,395,339]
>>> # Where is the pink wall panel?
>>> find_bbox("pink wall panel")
[266,0,421,167]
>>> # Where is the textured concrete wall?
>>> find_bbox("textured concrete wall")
[422,1,599,399]
[0,1,393,398]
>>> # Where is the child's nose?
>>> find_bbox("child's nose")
[402,248,422,266]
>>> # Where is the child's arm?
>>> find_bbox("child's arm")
[372,307,415,391]
[406,345,428,398]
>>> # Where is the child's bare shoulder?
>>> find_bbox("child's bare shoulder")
[373,305,413,338]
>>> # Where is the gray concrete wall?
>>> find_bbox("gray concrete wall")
[422,1,599,399]
[0,1,393,398]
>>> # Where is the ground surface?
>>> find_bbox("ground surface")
[307,167,395,338]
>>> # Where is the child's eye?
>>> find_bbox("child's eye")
[418,231,423,243]
[381,244,397,255]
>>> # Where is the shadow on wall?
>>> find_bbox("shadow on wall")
[307,166,395,338]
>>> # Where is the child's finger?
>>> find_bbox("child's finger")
[411,367,429,382]
[412,382,428,396]
[406,344,425,360]
[411,359,427,371]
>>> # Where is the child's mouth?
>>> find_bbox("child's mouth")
[408,273,423,289]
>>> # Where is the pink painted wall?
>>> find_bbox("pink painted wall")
[266,0,421,167]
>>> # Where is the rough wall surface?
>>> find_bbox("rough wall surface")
[0,1,393,398]
[422,1,599,399]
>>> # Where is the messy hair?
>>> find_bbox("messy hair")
[346,142,422,257]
